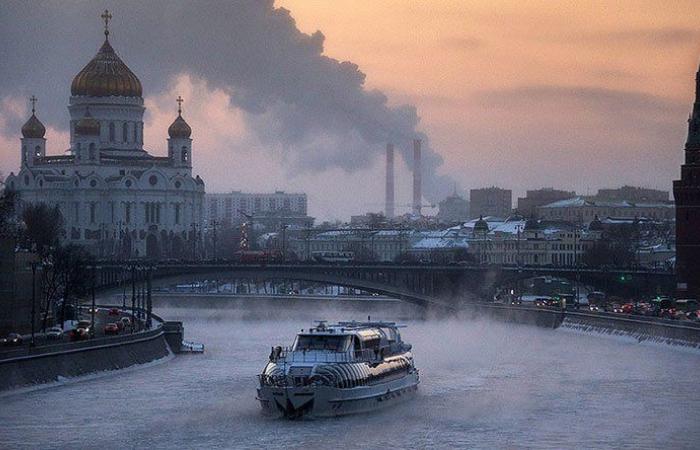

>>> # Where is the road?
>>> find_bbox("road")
[0,307,142,353]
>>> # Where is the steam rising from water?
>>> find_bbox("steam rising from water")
[0,303,698,449]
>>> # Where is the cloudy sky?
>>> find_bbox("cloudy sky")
[0,0,698,220]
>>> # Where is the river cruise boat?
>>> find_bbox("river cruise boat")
[257,320,419,418]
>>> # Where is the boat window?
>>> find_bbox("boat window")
[293,335,349,352]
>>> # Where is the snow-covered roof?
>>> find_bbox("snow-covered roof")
[541,196,673,209]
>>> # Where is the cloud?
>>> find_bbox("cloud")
[564,27,700,47]
[474,85,684,118]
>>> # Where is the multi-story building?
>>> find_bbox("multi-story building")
[5,16,205,259]
[461,217,602,267]
[673,63,700,296]
[517,188,576,217]
[438,191,470,224]
[205,191,311,230]
[290,229,413,262]
[470,187,512,219]
[537,197,674,222]
[595,186,669,203]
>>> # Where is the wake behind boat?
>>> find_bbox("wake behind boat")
[257,320,420,418]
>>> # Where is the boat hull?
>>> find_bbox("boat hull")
[257,371,419,418]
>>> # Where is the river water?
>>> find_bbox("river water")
[1,304,699,449]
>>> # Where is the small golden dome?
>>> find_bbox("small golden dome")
[75,108,101,136]
[168,114,192,139]
[71,39,142,98]
[21,114,46,139]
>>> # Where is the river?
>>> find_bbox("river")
[1,304,698,449]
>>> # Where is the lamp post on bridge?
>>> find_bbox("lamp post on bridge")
[30,261,37,347]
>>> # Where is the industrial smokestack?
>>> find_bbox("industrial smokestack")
[413,139,422,216]
[385,143,395,218]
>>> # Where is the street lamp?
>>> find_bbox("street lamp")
[30,261,37,347]
[281,223,289,262]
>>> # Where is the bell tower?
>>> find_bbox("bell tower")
[167,96,193,170]
[673,62,700,297]
[20,96,46,167]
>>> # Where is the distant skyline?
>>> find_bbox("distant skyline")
[1,1,699,220]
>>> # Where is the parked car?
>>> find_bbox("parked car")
[589,305,601,312]
[621,303,634,314]
[46,326,64,340]
[108,308,121,316]
[2,333,24,346]
[104,323,119,335]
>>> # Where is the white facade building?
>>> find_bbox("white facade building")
[5,18,205,259]
[206,191,308,226]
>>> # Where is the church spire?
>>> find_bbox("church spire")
[686,60,700,152]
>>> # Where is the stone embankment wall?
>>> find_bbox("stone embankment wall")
[559,311,700,348]
[466,303,700,348]
[0,316,181,392]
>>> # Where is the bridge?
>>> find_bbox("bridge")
[91,262,676,309]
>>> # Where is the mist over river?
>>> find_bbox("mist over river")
[1,303,699,449]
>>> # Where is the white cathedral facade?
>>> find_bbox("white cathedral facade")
[5,16,205,259]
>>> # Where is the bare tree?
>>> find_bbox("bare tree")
[22,203,64,256]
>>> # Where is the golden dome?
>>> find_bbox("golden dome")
[71,39,142,98]
[21,114,46,139]
[75,108,101,136]
[168,114,192,139]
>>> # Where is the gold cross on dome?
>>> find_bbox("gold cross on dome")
[176,96,184,115]
[101,9,112,37]
[30,95,37,114]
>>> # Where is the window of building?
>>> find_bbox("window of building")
[90,202,96,224]
[133,124,137,143]
[182,147,188,163]
[109,122,115,142]
[35,145,41,157]
[89,143,96,160]
[74,202,80,222]
[125,203,131,224]
[175,204,181,225]
[122,122,128,142]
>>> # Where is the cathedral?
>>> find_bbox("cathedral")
[5,12,205,259]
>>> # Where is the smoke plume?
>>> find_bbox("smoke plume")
[0,0,453,202]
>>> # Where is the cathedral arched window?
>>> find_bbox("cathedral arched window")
[109,122,115,142]
[133,123,137,143]
[122,123,128,143]
[89,143,96,160]
[35,145,41,157]
[182,147,188,163]
[22,145,27,162]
